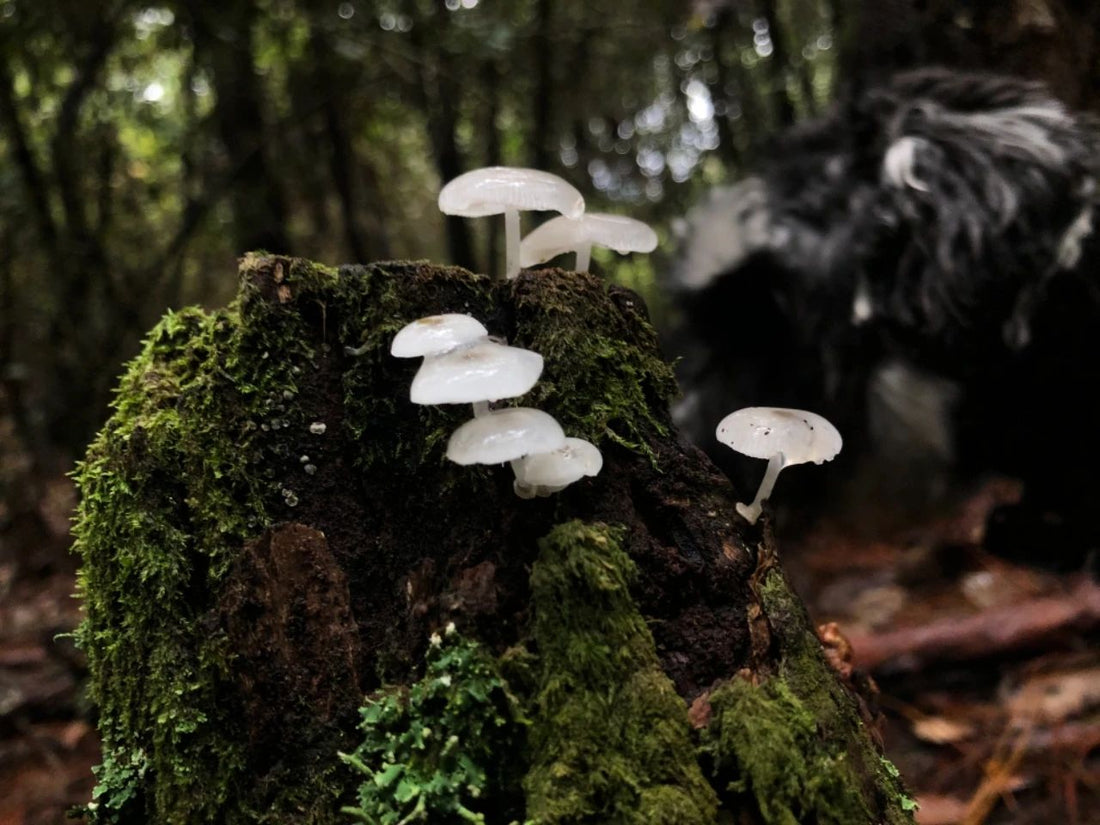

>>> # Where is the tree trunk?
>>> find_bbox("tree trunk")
[73,255,915,824]
[185,0,291,254]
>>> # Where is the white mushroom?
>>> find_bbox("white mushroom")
[447,407,567,466]
[520,213,658,273]
[715,407,843,525]
[391,314,490,358]
[438,167,585,280]
[512,437,603,497]
[410,339,543,406]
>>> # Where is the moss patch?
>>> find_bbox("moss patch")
[700,677,872,825]
[696,565,916,825]
[523,521,718,824]
[75,257,348,823]
[512,271,677,457]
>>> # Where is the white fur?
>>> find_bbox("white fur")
[1057,205,1094,268]
[883,136,930,191]
[868,359,958,462]
[673,178,773,289]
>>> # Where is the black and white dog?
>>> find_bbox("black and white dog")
[669,68,1100,566]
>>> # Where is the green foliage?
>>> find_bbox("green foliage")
[523,521,718,824]
[0,0,840,455]
[89,748,149,822]
[340,631,528,825]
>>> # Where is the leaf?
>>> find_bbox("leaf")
[394,777,423,804]
[374,762,405,789]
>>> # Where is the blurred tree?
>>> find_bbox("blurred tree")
[0,0,840,465]
[836,0,1100,108]
[182,0,290,253]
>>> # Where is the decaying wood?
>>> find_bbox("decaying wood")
[72,255,916,824]
[849,578,1100,672]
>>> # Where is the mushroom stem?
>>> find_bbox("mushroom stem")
[504,208,521,280]
[573,244,592,273]
[472,400,490,418]
[735,452,786,525]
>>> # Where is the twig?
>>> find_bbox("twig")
[849,579,1100,672]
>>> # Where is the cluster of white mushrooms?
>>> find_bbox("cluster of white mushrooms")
[391,313,602,498]
[438,166,658,280]
[434,167,841,524]
[715,407,843,525]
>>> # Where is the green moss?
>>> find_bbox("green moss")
[700,678,872,825]
[523,521,718,824]
[331,261,495,471]
[696,567,915,825]
[74,256,343,824]
[759,568,914,822]
[512,271,677,458]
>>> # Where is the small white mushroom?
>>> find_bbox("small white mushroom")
[512,437,603,497]
[438,167,585,280]
[410,339,543,405]
[715,407,842,525]
[520,212,659,273]
[446,407,567,466]
[391,314,490,358]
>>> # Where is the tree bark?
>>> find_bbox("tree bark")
[73,255,915,824]
[185,0,291,254]
[407,13,475,272]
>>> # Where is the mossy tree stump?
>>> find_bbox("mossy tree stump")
[74,255,915,824]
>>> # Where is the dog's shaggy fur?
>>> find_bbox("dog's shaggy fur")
[669,69,1100,564]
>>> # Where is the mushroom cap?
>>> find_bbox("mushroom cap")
[513,437,603,487]
[447,407,567,465]
[715,407,842,465]
[438,167,585,219]
[410,340,543,405]
[391,314,489,358]
[520,213,659,267]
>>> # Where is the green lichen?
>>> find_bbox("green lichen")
[341,631,528,825]
[523,521,719,824]
[695,567,915,825]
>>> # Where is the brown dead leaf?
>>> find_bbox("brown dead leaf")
[911,715,976,745]
[915,793,968,825]
[688,689,712,729]
[1004,665,1100,725]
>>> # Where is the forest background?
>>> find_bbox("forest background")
[3,0,1098,477]
[2,1,1100,821]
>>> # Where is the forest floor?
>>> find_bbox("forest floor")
[783,475,1100,825]
[1,469,1097,824]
